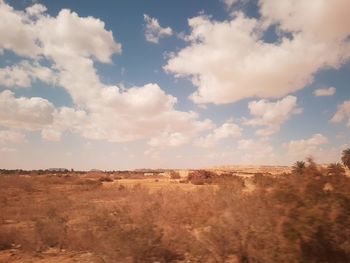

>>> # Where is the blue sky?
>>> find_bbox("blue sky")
[0,0,349,170]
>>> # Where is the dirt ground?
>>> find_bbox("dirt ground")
[1,166,349,262]
[104,178,216,192]
[0,249,106,263]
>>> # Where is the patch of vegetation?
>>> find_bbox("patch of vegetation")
[1,152,350,262]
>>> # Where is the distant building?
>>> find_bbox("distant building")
[159,171,171,177]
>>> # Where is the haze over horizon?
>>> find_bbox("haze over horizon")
[0,0,350,170]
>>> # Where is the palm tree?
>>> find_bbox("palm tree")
[327,163,345,176]
[292,161,306,175]
[341,148,350,169]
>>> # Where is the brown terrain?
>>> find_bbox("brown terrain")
[0,162,350,262]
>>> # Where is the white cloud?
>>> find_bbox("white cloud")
[144,14,173,44]
[0,64,31,88]
[164,4,350,104]
[42,84,213,143]
[331,100,350,127]
[237,138,275,164]
[0,1,40,57]
[25,3,46,17]
[228,134,333,165]
[259,0,350,42]
[284,133,328,160]
[147,117,213,147]
[35,9,121,63]
[0,1,211,145]
[0,130,26,144]
[0,90,54,130]
[313,87,336,97]
[0,0,121,61]
[148,132,190,148]
[0,60,57,88]
[244,96,302,136]
[195,121,242,147]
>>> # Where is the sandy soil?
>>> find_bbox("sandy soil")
[103,178,217,192]
[0,249,106,263]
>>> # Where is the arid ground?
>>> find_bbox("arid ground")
[1,161,350,263]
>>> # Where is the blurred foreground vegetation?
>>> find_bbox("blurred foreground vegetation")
[0,158,350,262]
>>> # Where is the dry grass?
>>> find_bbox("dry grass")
[104,178,216,192]
[0,168,350,262]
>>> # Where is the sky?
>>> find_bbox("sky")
[0,0,350,170]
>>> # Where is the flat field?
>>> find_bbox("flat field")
[1,166,350,262]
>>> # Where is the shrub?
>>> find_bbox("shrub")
[98,176,114,182]
[170,171,181,179]
[292,161,306,175]
[341,148,350,169]
[190,178,206,185]
[188,170,215,184]
[252,173,275,188]
[327,163,346,176]
[1,165,350,262]
[76,179,102,190]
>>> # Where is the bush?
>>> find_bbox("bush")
[327,163,346,176]
[170,171,181,179]
[98,176,114,182]
[252,173,275,188]
[1,167,350,262]
[190,178,206,185]
[188,170,216,184]
[76,179,102,190]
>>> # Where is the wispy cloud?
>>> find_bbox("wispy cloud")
[331,101,350,127]
[144,14,173,44]
[314,87,336,97]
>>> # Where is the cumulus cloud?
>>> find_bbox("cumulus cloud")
[43,84,213,143]
[0,130,26,144]
[0,64,31,88]
[259,0,350,42]
[25,3,47,17]
[284,133,328,160]
[35,9,121,63]
[0,90,54,130]
[195,121,242,148]
[0,0,121,60]
[0,60,57,88]
[244,96,302,136]
[313,87,336,97]
[331,100,350,127]
[165,1,350,104]
[144,14,173,43]
[0,1,211,144]
[0,1,40,57]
